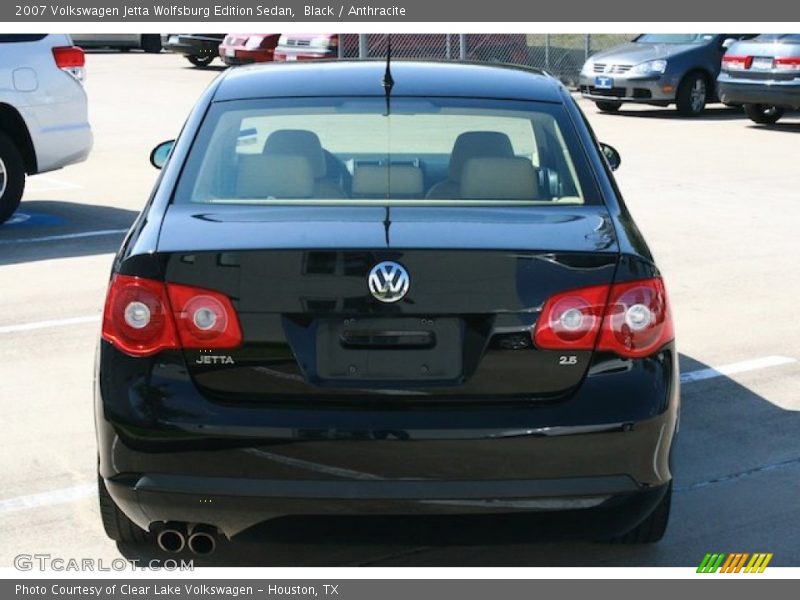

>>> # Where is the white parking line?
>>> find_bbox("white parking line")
[0,315,100,334]
[24,175,82,193]
[0,354,796,515]
[0,484,94,515]
[679,356,797,384]
[0,228,128,245]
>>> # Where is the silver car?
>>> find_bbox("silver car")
[579,34,756,116]
[718,34,800,124]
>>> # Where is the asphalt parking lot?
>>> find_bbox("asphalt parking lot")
[1,51,799,568]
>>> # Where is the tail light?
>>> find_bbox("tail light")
[722,55,752,71]
[166,283,242,348]
[534,278,673,359]
[52,46,86,82]
[532,284,609,350]
[595,278,674,358]
[102,275,242,357]
[775,57,800,71]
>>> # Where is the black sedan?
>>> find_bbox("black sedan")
[161,34,226,68]
[95,61,679,554]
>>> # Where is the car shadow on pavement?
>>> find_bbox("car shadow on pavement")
[745,121,800,133]
[115,352,800,567]
[0,200,137,266]
[181,65,227,72]
[598,106,748,121]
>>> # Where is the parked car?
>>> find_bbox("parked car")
[219,34,281,66]
[274,34,530,64]
[161,34,226,68]
[718,33,800,124]
[0,34,92,223]
[579,34,757,116]
[70,34,162,54]
[273,33,338,61]
[96,61,679,550]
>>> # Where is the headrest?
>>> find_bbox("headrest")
[237,154,314,199]
[352,165,424,198]
[263,129,326,179]
[459,157,539,200]
[449,131,514,182]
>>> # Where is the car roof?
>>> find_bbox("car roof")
[213,60,565,103]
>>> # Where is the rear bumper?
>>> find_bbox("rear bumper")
[717,80,800,109]
[20,90,92,174]
[104,474,669,539]
[96,343,679,538]
[220,48,275,66]
[163,37,221,57]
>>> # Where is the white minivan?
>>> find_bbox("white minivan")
[0,34,93,223]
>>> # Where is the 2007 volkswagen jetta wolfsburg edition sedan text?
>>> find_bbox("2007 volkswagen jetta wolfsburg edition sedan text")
[95,60,679,554]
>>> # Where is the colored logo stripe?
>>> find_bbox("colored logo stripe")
[697,553,773,573]
[697,553,725,573]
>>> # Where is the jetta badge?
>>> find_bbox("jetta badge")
[368,261,410,303]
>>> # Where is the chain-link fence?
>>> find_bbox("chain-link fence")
[340,34,635,86]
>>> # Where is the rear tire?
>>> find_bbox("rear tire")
[0,132,26,225]
[141,35,162,54]
[609,482,672,544]
[676,72,708,116]
[187,55,214,68]
[595,100,622,113]
[744,104,784,124]
[98,475,149,543]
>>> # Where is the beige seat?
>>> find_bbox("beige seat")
[459,157,539,200]
[352,164,424,199]
[262,129,345,198]
[236,154,314,199]
[426,131,515,199]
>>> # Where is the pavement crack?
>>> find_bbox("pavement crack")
[675,455,800,492]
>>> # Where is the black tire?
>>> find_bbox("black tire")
[0,132,26,225]
[98,475,149,543]
[141,34,162,54]
[744,104,785,125]
[676,71,709,116]
[610,482,672,544]
[595,101,622,113]
[187,54,214,68]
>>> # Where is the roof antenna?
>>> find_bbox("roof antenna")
[382,35,394,116]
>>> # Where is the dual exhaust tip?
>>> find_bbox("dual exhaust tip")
[156,523,217,555]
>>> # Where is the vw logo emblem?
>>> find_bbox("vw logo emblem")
[368,261,410,303]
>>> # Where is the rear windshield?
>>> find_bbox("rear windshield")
[636,34,716,44]
[174,97,600,206]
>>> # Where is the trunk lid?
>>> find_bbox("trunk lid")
[158,204,619,403]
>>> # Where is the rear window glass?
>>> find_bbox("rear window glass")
[175,97,600,206]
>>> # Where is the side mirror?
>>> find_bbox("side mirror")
[721,38,736,50]
[600,143,621,171]
[150,140,175,169]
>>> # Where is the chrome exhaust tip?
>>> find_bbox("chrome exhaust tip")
[186,524,218,555]
[187,530,216,555]
[156,526,186,553]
